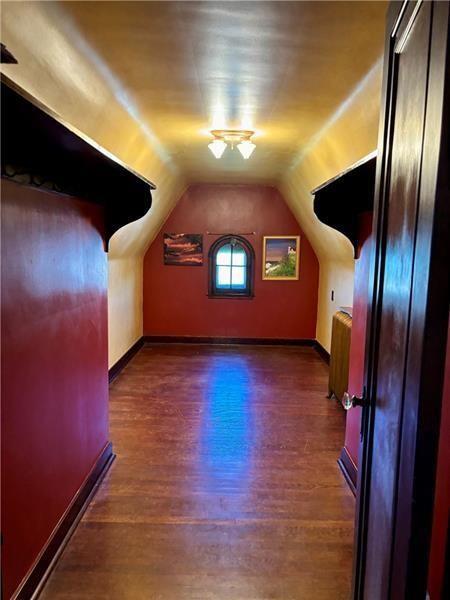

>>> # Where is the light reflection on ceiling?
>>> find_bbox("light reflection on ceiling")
[1,1,387,185]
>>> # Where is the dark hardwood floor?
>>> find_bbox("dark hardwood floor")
[40,344,354,599]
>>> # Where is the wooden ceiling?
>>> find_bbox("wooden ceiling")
[1,1,387,185]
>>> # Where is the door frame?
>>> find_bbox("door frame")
[353,1,450,598]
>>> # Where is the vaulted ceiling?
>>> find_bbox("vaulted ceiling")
[1,0,388,358]
[1,1,386,185]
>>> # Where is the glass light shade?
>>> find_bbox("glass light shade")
[208,139,227,159]
[237,140,256,159]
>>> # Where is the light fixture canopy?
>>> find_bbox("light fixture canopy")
[208,129,256,159]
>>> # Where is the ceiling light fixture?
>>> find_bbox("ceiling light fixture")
[208,129,256,159]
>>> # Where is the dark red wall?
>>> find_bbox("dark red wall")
[428,318,450,599]
[344,212,373,465]
[1,180,109,599]
[143,184,319,339]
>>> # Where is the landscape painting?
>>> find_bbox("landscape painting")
[164,233,203,266]
[263,236,300,280]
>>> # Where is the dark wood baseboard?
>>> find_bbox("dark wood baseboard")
[337,446,357,496]
[109,337,144,383]
[313,340,330,364]
[13,442,115,600]
[143,335,316,347]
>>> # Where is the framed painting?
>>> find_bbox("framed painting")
[163,233,203,266]
[262,236,300,280]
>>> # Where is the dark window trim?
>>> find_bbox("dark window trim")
[208,235,255,299]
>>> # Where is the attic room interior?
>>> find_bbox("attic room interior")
[1,2,449,599]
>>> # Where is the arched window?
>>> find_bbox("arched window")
[208,235,254,298]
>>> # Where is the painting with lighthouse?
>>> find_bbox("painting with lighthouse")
[262,236,300,280]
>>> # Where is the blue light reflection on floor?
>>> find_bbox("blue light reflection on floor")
[199,355,254,490]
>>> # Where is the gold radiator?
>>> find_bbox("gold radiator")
[328,310,352,401]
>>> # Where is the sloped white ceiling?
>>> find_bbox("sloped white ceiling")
[1,0,386,260]
[1,1,387,357]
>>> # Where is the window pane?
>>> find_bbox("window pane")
[232,245,247,266]
[216,244,232,266]
[231,266,246,288]
[216,265,231,288]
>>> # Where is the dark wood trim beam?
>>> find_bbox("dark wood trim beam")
[1,43,18,64]
[12,442,115,600]
[312,152,376,255]
[338,446,357,496]
[109,337,145,383]
[1,79,154,249]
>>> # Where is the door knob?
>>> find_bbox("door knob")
[342,391,366,411]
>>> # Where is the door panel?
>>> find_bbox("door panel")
[354,1,450,598]
[365,4,432,597]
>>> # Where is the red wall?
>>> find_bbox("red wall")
[344,212,373,465]
[143,184,319,339]
[1,180,109,599]
[428,318,450,599]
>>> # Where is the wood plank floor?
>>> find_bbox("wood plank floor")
[40,344,354,600]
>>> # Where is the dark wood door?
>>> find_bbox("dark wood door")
[353,1,450,599]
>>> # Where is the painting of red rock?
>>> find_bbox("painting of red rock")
[163,233,203,266]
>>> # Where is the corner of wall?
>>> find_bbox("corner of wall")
[278,58,382,351]
[316,260,355,352]
[108,254,144,368]
[107,177,187,367]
